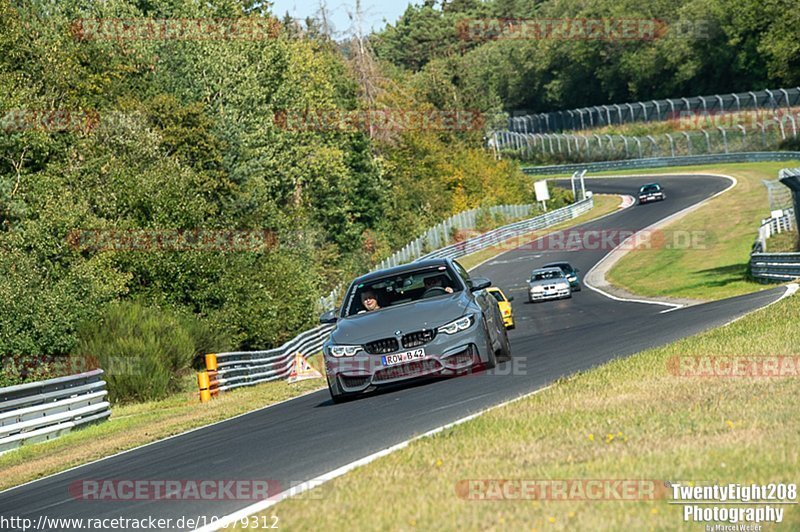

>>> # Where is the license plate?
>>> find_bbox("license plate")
[382,348,425,366]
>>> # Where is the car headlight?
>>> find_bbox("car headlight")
[567,275,577,281]
[329,345,362,357]
[437,315,474,335]
[530,285,544,292]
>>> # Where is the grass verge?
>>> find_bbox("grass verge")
[252,288,799,531]
[766,230,798,253]
[533,161,800,300]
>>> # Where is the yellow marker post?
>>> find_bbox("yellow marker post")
[197,371,211,403]
[205,353,218,371]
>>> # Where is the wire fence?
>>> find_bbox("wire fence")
[493,116,798,164]
[506,87,800,134]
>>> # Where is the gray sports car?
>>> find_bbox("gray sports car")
[319,258,512,403]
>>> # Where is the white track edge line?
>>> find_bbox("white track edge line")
[719,282,799,328]
[192,384,554,532]
[583,173,738,309]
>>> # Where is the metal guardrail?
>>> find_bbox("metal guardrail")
[205,191,595,394]
[206,324,334,393]
[507,86,800,134]
[0,369,111,454]
[750,253,800,282]
[750,165,799,281]
[417,196,593,262]
[753,209,795,254]
[521,152,800,176]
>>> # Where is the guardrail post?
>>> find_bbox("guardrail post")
[198,371,211,403]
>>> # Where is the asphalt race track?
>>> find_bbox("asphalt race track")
[0,175,789,531]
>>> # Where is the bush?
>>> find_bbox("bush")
[74,301,223,403]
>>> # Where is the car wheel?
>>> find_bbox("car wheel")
[326,373,349,404]
[497,326,512,362]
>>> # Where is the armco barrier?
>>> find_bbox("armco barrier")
[750,253,800,282]
[0,369,111,454]
[201,192,594,397]
[201,324,335,396]
[521,151,800,175]
[417,195,593,262]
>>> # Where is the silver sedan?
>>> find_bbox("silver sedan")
[527,267,572,302]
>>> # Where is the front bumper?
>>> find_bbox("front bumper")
[638,194,664,204]
[324,326,492,394]
[529,288,571,301]
[502,314,514,328]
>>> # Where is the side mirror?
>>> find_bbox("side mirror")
[319,310,338,324]
[470,277,492,292]
[508,296,515,302]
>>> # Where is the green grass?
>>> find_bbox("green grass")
[604,162,800,300]
[767,230,799,253]
[530,161,800,300]
[250,289,800,531]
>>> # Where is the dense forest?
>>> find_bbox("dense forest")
[1,0,797,396]
[374,0,800,112]
[0,0,530,392]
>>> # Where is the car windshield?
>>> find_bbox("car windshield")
[546,263,571,274]
[640,184,660,194]
[531,270,563,281]
[344,266,461,316]
[489,290,505,303]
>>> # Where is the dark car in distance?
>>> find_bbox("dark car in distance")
[319,258,511,403]
[543,261,581,291]
[638,183,665,204]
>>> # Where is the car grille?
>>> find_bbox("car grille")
[364,337,399,355]
[402,329,436,348]
[339,374,371,389]
[373,359,442,383]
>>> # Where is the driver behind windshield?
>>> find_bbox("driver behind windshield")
[424,275,454,294]
[360,289,381,312]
